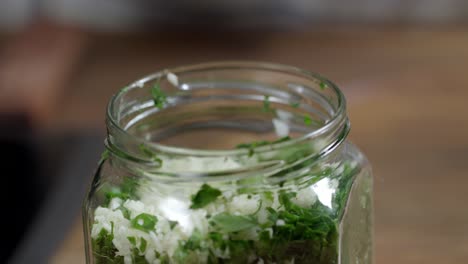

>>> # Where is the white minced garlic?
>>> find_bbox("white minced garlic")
[166,72,179,87]
[272,118,290,137]
[89,155,350,263]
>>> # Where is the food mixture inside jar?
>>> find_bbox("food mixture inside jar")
[91,152,357,264]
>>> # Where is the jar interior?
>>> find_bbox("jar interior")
[110,64,343,151]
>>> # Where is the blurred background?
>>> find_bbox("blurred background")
[1,1,468,264]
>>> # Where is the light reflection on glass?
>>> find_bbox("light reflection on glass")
[158,197,192,232]
[312,178,336,209]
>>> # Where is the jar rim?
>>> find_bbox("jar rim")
[106,61,348,158]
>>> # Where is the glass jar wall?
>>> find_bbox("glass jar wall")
[83,62,373,264]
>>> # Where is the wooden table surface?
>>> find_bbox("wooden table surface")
[9,26,466,263]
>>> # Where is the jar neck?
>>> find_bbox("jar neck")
[105,61,349,182]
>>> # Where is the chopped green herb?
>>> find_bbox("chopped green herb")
[304,114,313,126]
[251,199,263,215]
[169,220,178,230]
[92,161,358,263]
[173,229,204,262]
[211,213,256,233]
[131,213,158,232]
[104,177,139,207]
[151,83,167,109]
[263,95,271,112]
[92,222,124,263]
[290,102,300,108]
[190,184,222,209]
[119,206,131,220]
[236,136,291,149]
[319,81,328,90]
[127,236,137,246]
[173,246,188,262]
[263,191,274,203]
[237,175,263,194]
[236,136,291,157]
[237,141,269,150]
[303,115,324,127]
[332,163,358,219]
[138,143,163,165]
[131,249,147,264]
[184,229,203,250]
[139,237,147,252]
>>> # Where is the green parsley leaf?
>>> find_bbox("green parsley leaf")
[173,229,204,262]
[263,95,271,112]
[138,143,163,166]
[319,81,328,90]
[139,237,147,253]
[169,220,178,230]
[151,83,167,109]
[211,213,256,232]
[263,191,274,203]
[290,102,300,108]
[304,115,313,126]
[190,184,222,209]
[104,177,139,207]
[303,115,324,126]
[92,222,125,263]
[184,229,203,250]
[236,136,290,149]
[127,236,137,246]
[131,213,158,232]
[119,206,131,220]
[236,136,291,157]
[173,245,188,262]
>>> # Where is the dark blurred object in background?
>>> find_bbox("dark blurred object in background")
[0,114,41,262]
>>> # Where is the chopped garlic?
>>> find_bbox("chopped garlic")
[272,118,290,137]
[292,187,318,208]
[276,219,285,226]
[167,72,179,87]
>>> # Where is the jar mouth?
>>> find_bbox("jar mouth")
[107,61,347,160]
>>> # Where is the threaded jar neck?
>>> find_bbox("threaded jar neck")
[105,61,349,182]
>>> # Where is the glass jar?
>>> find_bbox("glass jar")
[83,62,373,264]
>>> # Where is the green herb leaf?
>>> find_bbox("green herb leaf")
[184,229,203,250]
[119,206,131,220]
[263,95,271,112]
[139,143,163,164]
[236,136,291,157]
[151,83,167,109]
[319,81,328,90]
[237,176,263,194]
[236,136,290,149]
[290,102,300,108]
[263,191,274,203]
[131,213,158,232]
[169,220,178,230]
[173,229,204,262]
[127,236,137,246]
[139,237,147,252]
[190,184,222,209]
[332,163,358,219]
[211,213,256,232]
[104,177,139,207]
[304,115,313,126]
[92,222,125,263]
[173,245,188,262]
